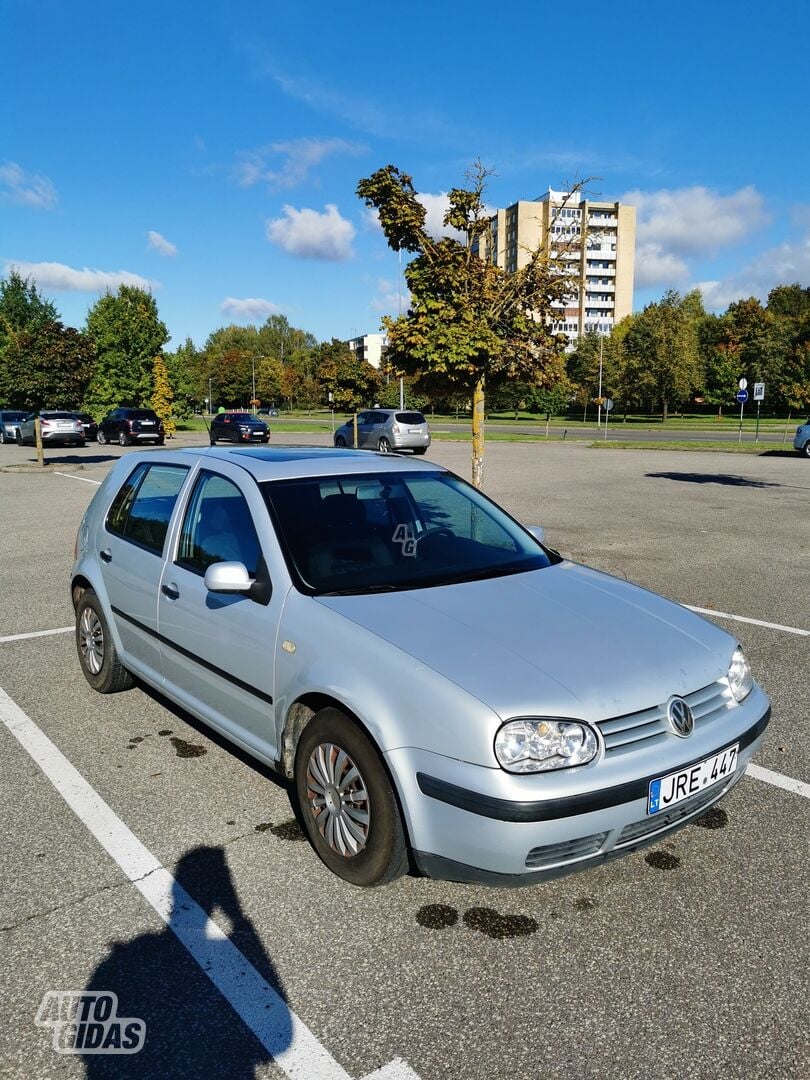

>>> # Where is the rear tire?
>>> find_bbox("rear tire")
[802,441,810,458]
[377,437,391,454]
[295,708,408,887]
[413,448,427,455]
[118,430,129,447]
[75,589,134,694]
[156,438,165,446]
[16,430,23,446]
[335,435,347,448]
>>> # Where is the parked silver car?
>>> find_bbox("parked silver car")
[17,410,85,447]
[71,447,770,887]
[334,409,430,454]
[0,410,27,444]
[793,419,810,457]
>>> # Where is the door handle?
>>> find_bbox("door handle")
[161,583,180,600]
[100,549,112,563]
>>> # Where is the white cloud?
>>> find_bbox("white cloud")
[417,192,464,241]
[634,243,690,288]
[147,230,177,256]
[235,137,364,190]
[371,277,408,314]
[221,297,283,321]
[6,261,157,292]
[362,207,382,232]
[622,184,767,256]
[0,161,58,209]
[266,203,355,260]
[696,230,810,311]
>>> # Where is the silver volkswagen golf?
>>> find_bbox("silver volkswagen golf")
[71,447,770,887]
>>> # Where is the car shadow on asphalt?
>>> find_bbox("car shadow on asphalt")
[645,471,781,488]
[80,845,292,1077]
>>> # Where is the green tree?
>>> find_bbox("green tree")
[164,338,201,419]
[1,321,95,410]
[85,286,169,414]
[0,271,60,404]
[623,290,703,421]
[316,338,380,411]
[151,354,176,437]
[357,162,576,487]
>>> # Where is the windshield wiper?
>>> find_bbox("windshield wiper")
[320,582,411,596]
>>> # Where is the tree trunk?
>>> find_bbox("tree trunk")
[662,399,668,423]
[471,377,485,489]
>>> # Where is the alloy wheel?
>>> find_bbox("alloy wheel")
[79,606,104,675]
[305,742,370,857]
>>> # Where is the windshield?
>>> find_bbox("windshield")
[222,413,260,422]
[2,411,26,421]
[262,470,555,595]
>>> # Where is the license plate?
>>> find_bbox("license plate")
[648,744,739,814]
[140,421,154,426]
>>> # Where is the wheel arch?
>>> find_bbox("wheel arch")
[281,691,415,861]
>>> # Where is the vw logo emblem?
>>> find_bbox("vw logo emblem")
[667,697,694,738]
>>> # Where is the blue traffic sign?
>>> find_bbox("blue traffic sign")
[736,389,749,404]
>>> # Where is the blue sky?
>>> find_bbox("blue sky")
[2,0,809,350]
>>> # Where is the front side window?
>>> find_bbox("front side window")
[263,470,555,595]
[106,463,188,553]
[176,472,261,575]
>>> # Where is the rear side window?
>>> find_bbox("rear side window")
[106,463,188,554]
[396,412,426,424]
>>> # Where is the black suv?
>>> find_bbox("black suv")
[210,412,269,443]
[97,408,165,446]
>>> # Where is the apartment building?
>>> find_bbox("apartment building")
[478,189,636,344]
[347,333,386,369]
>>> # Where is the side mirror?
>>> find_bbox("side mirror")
[526,525,546,544]
[204,561,255,594]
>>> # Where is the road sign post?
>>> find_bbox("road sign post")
[753,383,765,442]
[603,397,613,440]
[738,380,751,442]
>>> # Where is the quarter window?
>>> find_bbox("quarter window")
[106,463,188,554]
[176,472,261,576]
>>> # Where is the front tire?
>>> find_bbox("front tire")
[802,441,810,458]
[156,438,165,446]
[335,435,347,448]
[16,430,23,446]
[118,430,129,447]
[97,429,106,445]
[75,589,134,694]
[295,708,408,887]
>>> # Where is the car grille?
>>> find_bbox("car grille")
[525,831,608,869]
[614,768,744,847]
[596,680,731,755]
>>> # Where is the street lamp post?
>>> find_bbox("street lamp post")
[208,378,213,416]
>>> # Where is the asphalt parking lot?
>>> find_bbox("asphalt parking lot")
[0,435,808,1079]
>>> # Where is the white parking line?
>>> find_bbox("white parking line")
[0,627,73,644]
[54,471,101,485]
[746,763,810,799]
[683,605,810,637]
[0,686,419,1080]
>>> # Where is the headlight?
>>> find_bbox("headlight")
[239,426,251,432]
[494,718,598,773]
[727,647,753,702]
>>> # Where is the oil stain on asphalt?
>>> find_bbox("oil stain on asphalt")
[169,736,206,758]
[645,850,681,870]
[416,904,538,938]
[694,807,728,829]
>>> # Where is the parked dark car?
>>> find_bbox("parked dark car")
[97,408,164,446]
[17,411,85,447]
[72,412,98,441]
[0,410,27,444]
[210,412,269,443]
[258,407,280,417]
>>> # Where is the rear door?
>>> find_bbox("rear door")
[156,461,287,762]
[97,460,191,685]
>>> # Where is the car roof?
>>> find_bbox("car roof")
[158,445,445,482]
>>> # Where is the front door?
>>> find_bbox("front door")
[157,465,283,763]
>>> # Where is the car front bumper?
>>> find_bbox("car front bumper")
[386,686,770,885]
